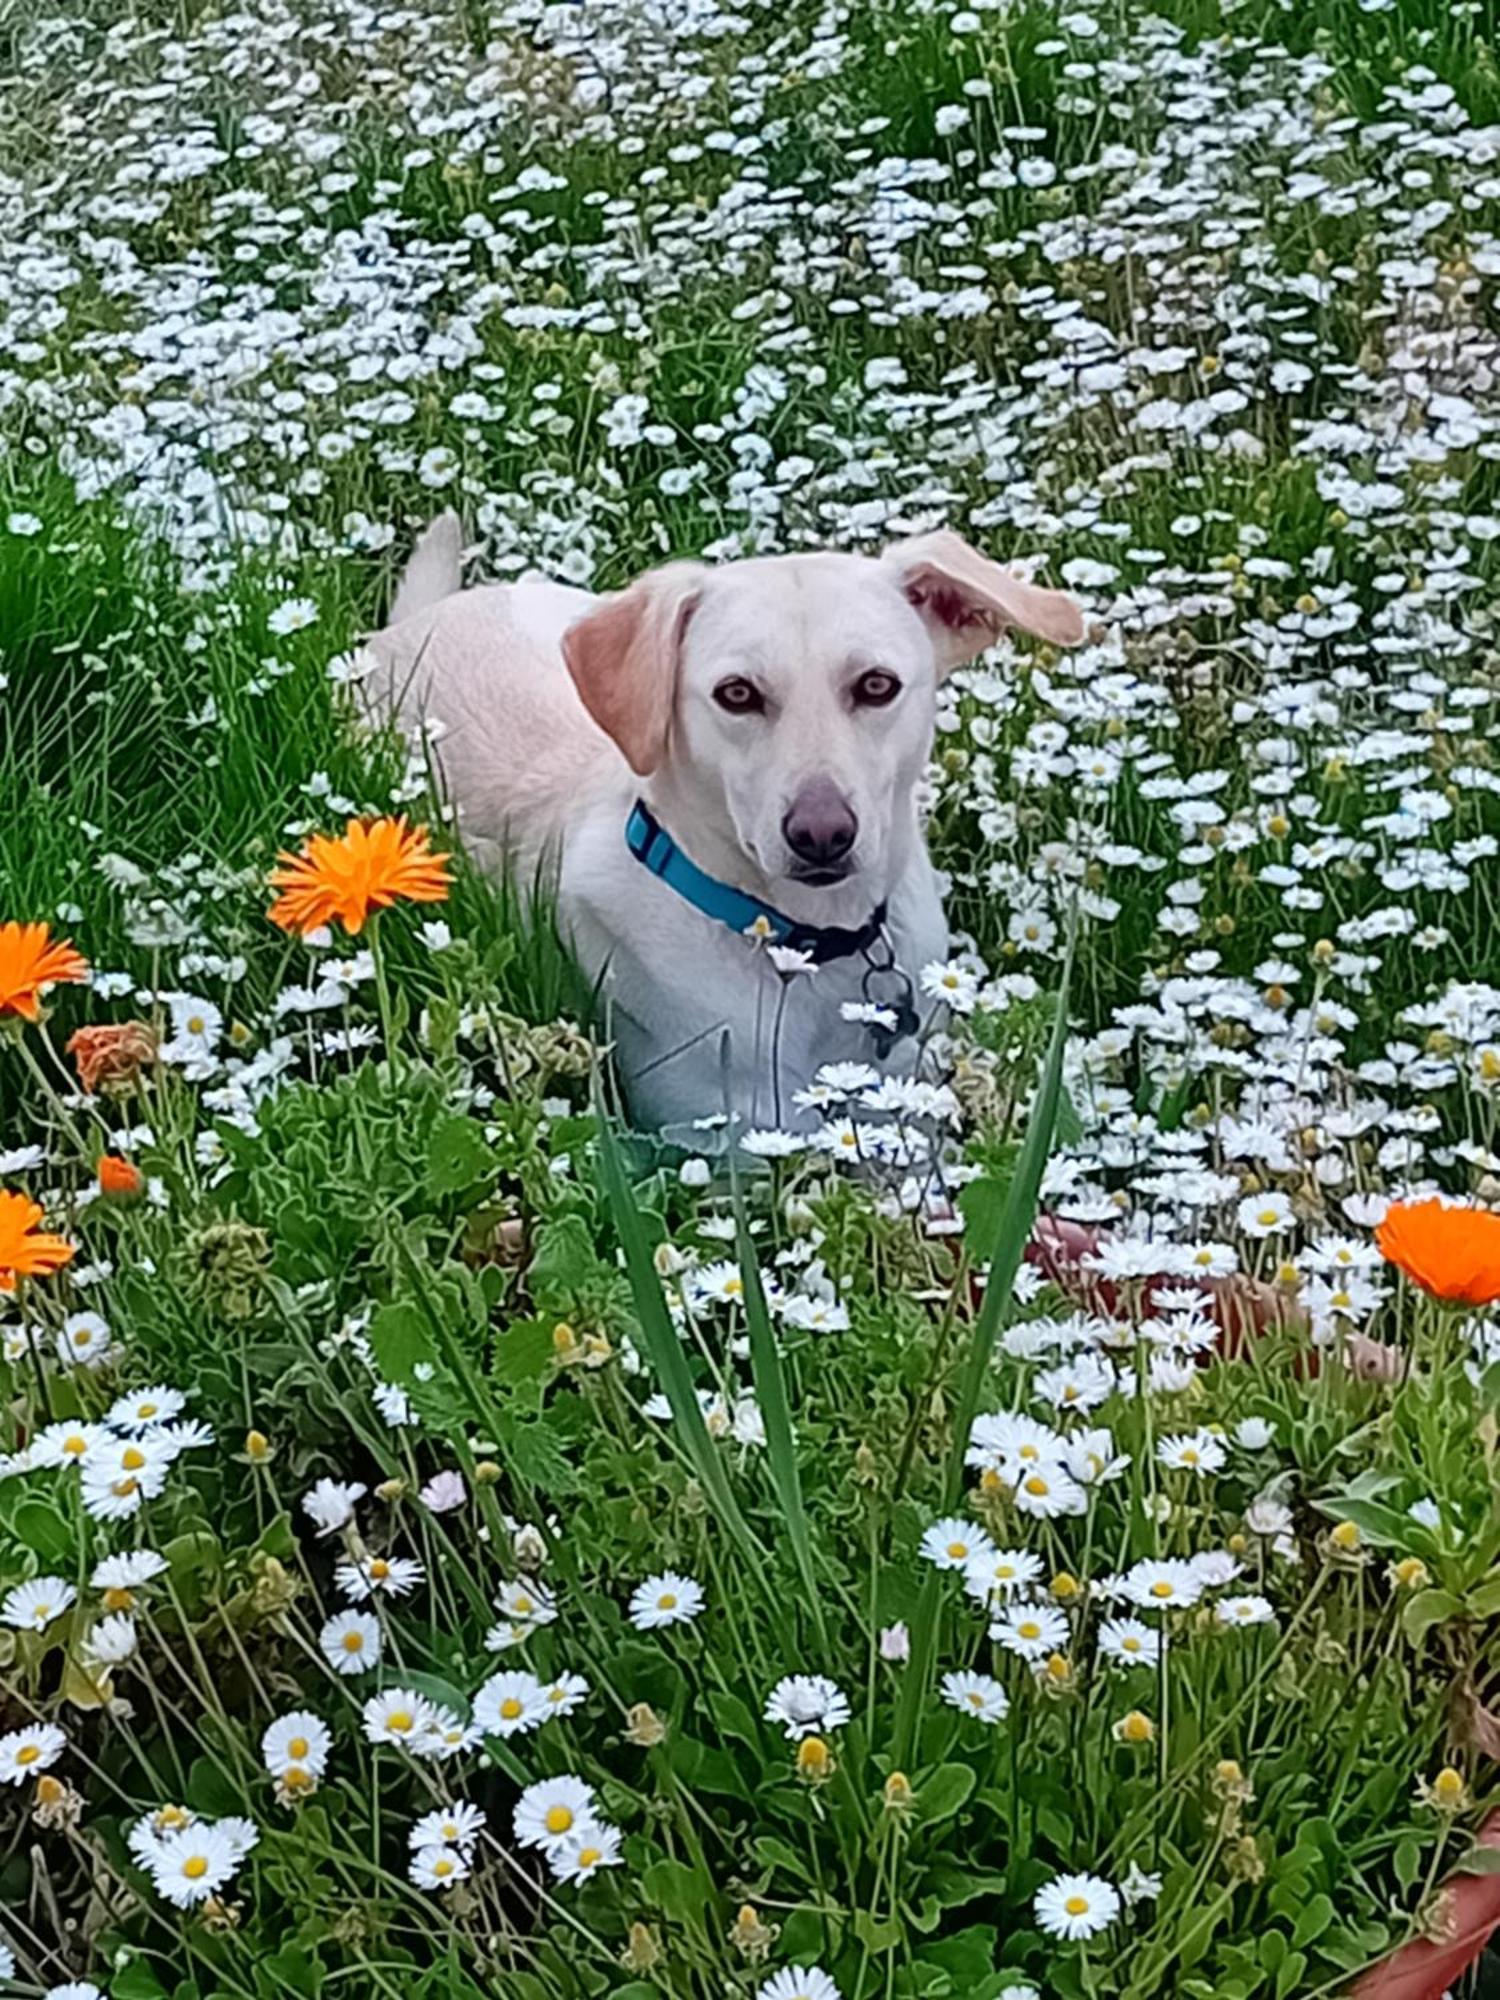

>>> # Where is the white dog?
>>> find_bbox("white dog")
[366,518,1081,1138]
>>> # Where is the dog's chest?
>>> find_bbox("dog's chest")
[561,835,948,1135]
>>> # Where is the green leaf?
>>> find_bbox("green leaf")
[1292,1892,1334,1948]
[260,1947,324,1997]
[920,1923,997,1977]
[1316,1496,1432,1555]
[1275,1951,1308,2000]
[369,1300,434,1384]
[854,1911,905,1953]
[1402,1587,1465,1644]
[10,1496,72,1563]
[424,1113,497,1197]
[398,1670,472,1721]
[641,1856,711,1927]
[526,1213,605,1304]
[1393,1836,1422,1890]
[915,1763,977,1826]
[1466,1573,1500,1617]
[593,1095,762,1567]
[706,1689,762,1751]
[491,1317,555,1387]
[109,1964,170,2000]
[1456,1845,1500,1875]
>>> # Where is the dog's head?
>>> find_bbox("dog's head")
[562,529,1083,916]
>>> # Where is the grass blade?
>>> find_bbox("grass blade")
[592,1086,765,1569]
[723,1040,829,1648]
[893,938,1075,1763]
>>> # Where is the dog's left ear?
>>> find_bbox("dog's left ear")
[883,528,1084,673]
[562,562,705,777]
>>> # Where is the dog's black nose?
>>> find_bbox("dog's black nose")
[783,780,858,872]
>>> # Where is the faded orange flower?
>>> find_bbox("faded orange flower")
[0,922,89,1021]
[267,816,451,938]
[0,1190,75,1291]
[1375,1198,1500,1306]
[66,1021,158,1095]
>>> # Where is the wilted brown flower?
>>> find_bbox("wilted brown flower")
[66,1020,158,1094]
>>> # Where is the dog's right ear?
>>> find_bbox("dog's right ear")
[562,563,705,777]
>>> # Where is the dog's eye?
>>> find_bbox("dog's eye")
[714,677,765,715]
[853,669,901,707]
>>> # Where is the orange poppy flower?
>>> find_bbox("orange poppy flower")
[1374,1199,1500,1306]
[0,1189,75,1291]
[0,922,89,1021]
[267,816,452,938]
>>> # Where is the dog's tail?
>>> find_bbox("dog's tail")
[388,512,464,626]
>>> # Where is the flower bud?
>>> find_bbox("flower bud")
[883,1771,915,1814]
[624,1703,666,1748]
[796,1736,834,1784]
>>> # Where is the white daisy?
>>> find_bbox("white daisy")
[261,1712,331,1779]
[940,1671,1010,1724]
[962,1546,1043,1606]
[764,1674,851,1740]
[2,1576,77,1633]
[549,1821,624,1884]
[628,1571,705,1630]
[472,1669,548,1739]
[409,1801,487,1853]
[1120,1558,1203,1612]
[319,1609,382,1676]
[1156,1431,1227,1476]
[1034,1871,1121,1941]
[757,1968,843,2000]
[361,1689,437,1749]
[301,1477,366,1535]
[410,1841,471,1891]
[0,1722,66,1785]
[990,1601,1070,1662]
[513,1776,599,1855]
[334,1553,425,1601]
[147,1821,243,1907]
[1097,1618,1162,1669]
[919,1517,995,1570]
[104,1385,187,1434]
[1215,1594,1277,1629]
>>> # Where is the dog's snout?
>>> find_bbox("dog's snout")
[783,779,858,874]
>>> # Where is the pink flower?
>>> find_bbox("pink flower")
[420,1470,467,1514]
[880,1622,910,1663]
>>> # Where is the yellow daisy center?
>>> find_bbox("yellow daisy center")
[545,1805,574,1834]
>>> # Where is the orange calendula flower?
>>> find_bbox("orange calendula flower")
[0,1190,75,1291]
[267,816,451,938]
[1375,1198,1500,1306]
[96,1154,143,1200]
[0,922,89,1021]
